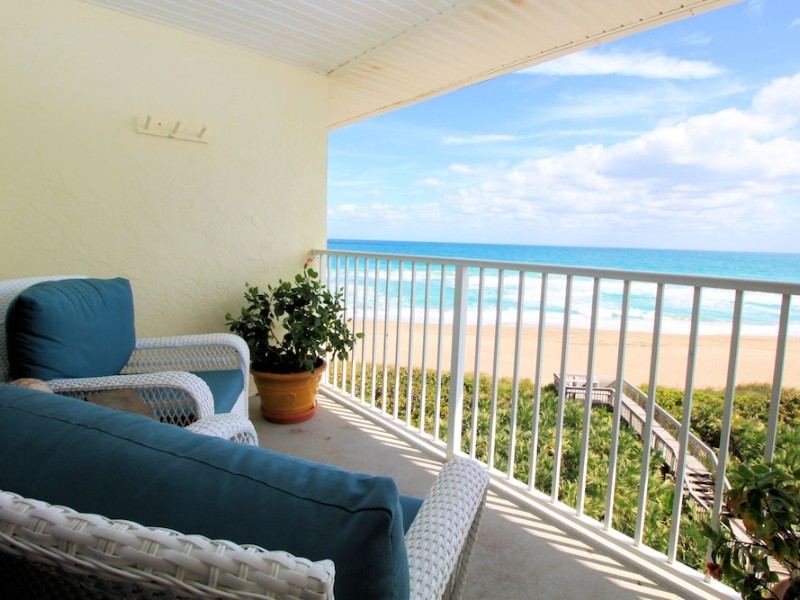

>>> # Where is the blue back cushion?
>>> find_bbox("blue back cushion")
[6,278,136,380]
[0,386,410,599]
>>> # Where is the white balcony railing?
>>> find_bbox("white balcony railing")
[313,248,800,594]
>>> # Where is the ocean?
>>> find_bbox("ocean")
[326,239,800,337]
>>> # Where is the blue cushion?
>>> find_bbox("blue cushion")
[399,495,423,533]
[6,278,135,380]
[191,370,243,414]
[0,386,411,599]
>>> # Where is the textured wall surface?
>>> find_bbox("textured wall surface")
[0,0,329,338]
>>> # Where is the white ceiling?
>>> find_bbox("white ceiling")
[85,0,741,128]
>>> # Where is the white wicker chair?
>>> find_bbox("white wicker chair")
[0,458,488,599]
[0,276,257,446]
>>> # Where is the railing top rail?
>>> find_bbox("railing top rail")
[314,248,800,295]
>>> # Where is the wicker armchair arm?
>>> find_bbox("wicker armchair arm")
[405,457,489,600]
[127,334,249,374]
[185,414,259,446]
[48,372,215,423]
[124,335,251,418]
[0,489,335,599]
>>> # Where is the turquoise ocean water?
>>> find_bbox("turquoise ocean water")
[326,239,800,337]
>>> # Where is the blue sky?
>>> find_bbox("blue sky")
[327,0,800,252]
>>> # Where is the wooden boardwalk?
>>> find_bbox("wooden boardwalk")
[554,374,719,510]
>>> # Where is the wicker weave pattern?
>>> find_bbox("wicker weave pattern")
[0,490,335,599]
[49,376,258,445]
[129,334,249,371]
[49,372,217,425]
[185,413,258,446]
[405,457,489,600]
[124,334,250,418]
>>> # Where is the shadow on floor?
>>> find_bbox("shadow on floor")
[248,394,716,600]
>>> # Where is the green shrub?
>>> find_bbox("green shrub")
[705,458,800,599]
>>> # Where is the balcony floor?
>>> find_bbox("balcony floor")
[247,392,729,600]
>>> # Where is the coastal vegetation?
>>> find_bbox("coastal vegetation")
[338,364,799,571]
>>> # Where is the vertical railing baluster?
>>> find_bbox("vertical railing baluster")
[707,288,744,577]
[635,282,665,546]
[420,262,432,435]
[447,264,469,458]
[434,264,447,442]
[470,269,486,459]
[319,253,331,386]
[381,260,392,414]
[529,272,548,491]
[507,271,526,480]
[552,275,573,503]
[667,286,703,563]
[319,254,328,385]
[488,269,505,471]
[765,294,791,461]
[406,262,417,427]
[605,279,630,531]
[392,262,405,419]
[576,277,601,516]
[370,258,380,407]
[346,256,356,396]
[333,256,342,389]
[359,257,369,401]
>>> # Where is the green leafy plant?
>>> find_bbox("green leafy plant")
[225,264,359,374]
[704,458,800,599]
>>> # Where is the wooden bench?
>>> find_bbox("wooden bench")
[553,373,614,405]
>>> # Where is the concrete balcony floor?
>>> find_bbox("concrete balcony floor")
[248,392,731,600]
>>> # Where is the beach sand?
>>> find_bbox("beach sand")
[350,323,800,390]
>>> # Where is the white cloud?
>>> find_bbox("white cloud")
[333,203,359,215]
[414,177,444,187]
[748,0,765,16]
[332,73,800,250]
[441,134,518,145]
[448,163,487,175]
[792,18,800,28]
[531,80,748,125]
[522,49,724,79]
[330,202,402,223]
[684,32,712,46]
[328,178,382,188]
[480,74,800,239]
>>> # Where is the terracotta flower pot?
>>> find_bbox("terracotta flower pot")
[251,361,326,424]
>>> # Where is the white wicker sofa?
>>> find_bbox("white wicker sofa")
[0,384,489,599]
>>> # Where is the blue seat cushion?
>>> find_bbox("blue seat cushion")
[191,369,243,414]
[0,386,411,599]
[399,495,423,533]
[6,278,135,381]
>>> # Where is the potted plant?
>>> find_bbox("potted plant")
[704,458,800,599]
[225,261,359,423]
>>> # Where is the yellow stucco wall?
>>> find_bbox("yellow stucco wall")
[0,0,329,337]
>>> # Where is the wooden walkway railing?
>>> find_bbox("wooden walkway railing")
[554,373,722,510]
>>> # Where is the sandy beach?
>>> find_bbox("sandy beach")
[351,323,800,390]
